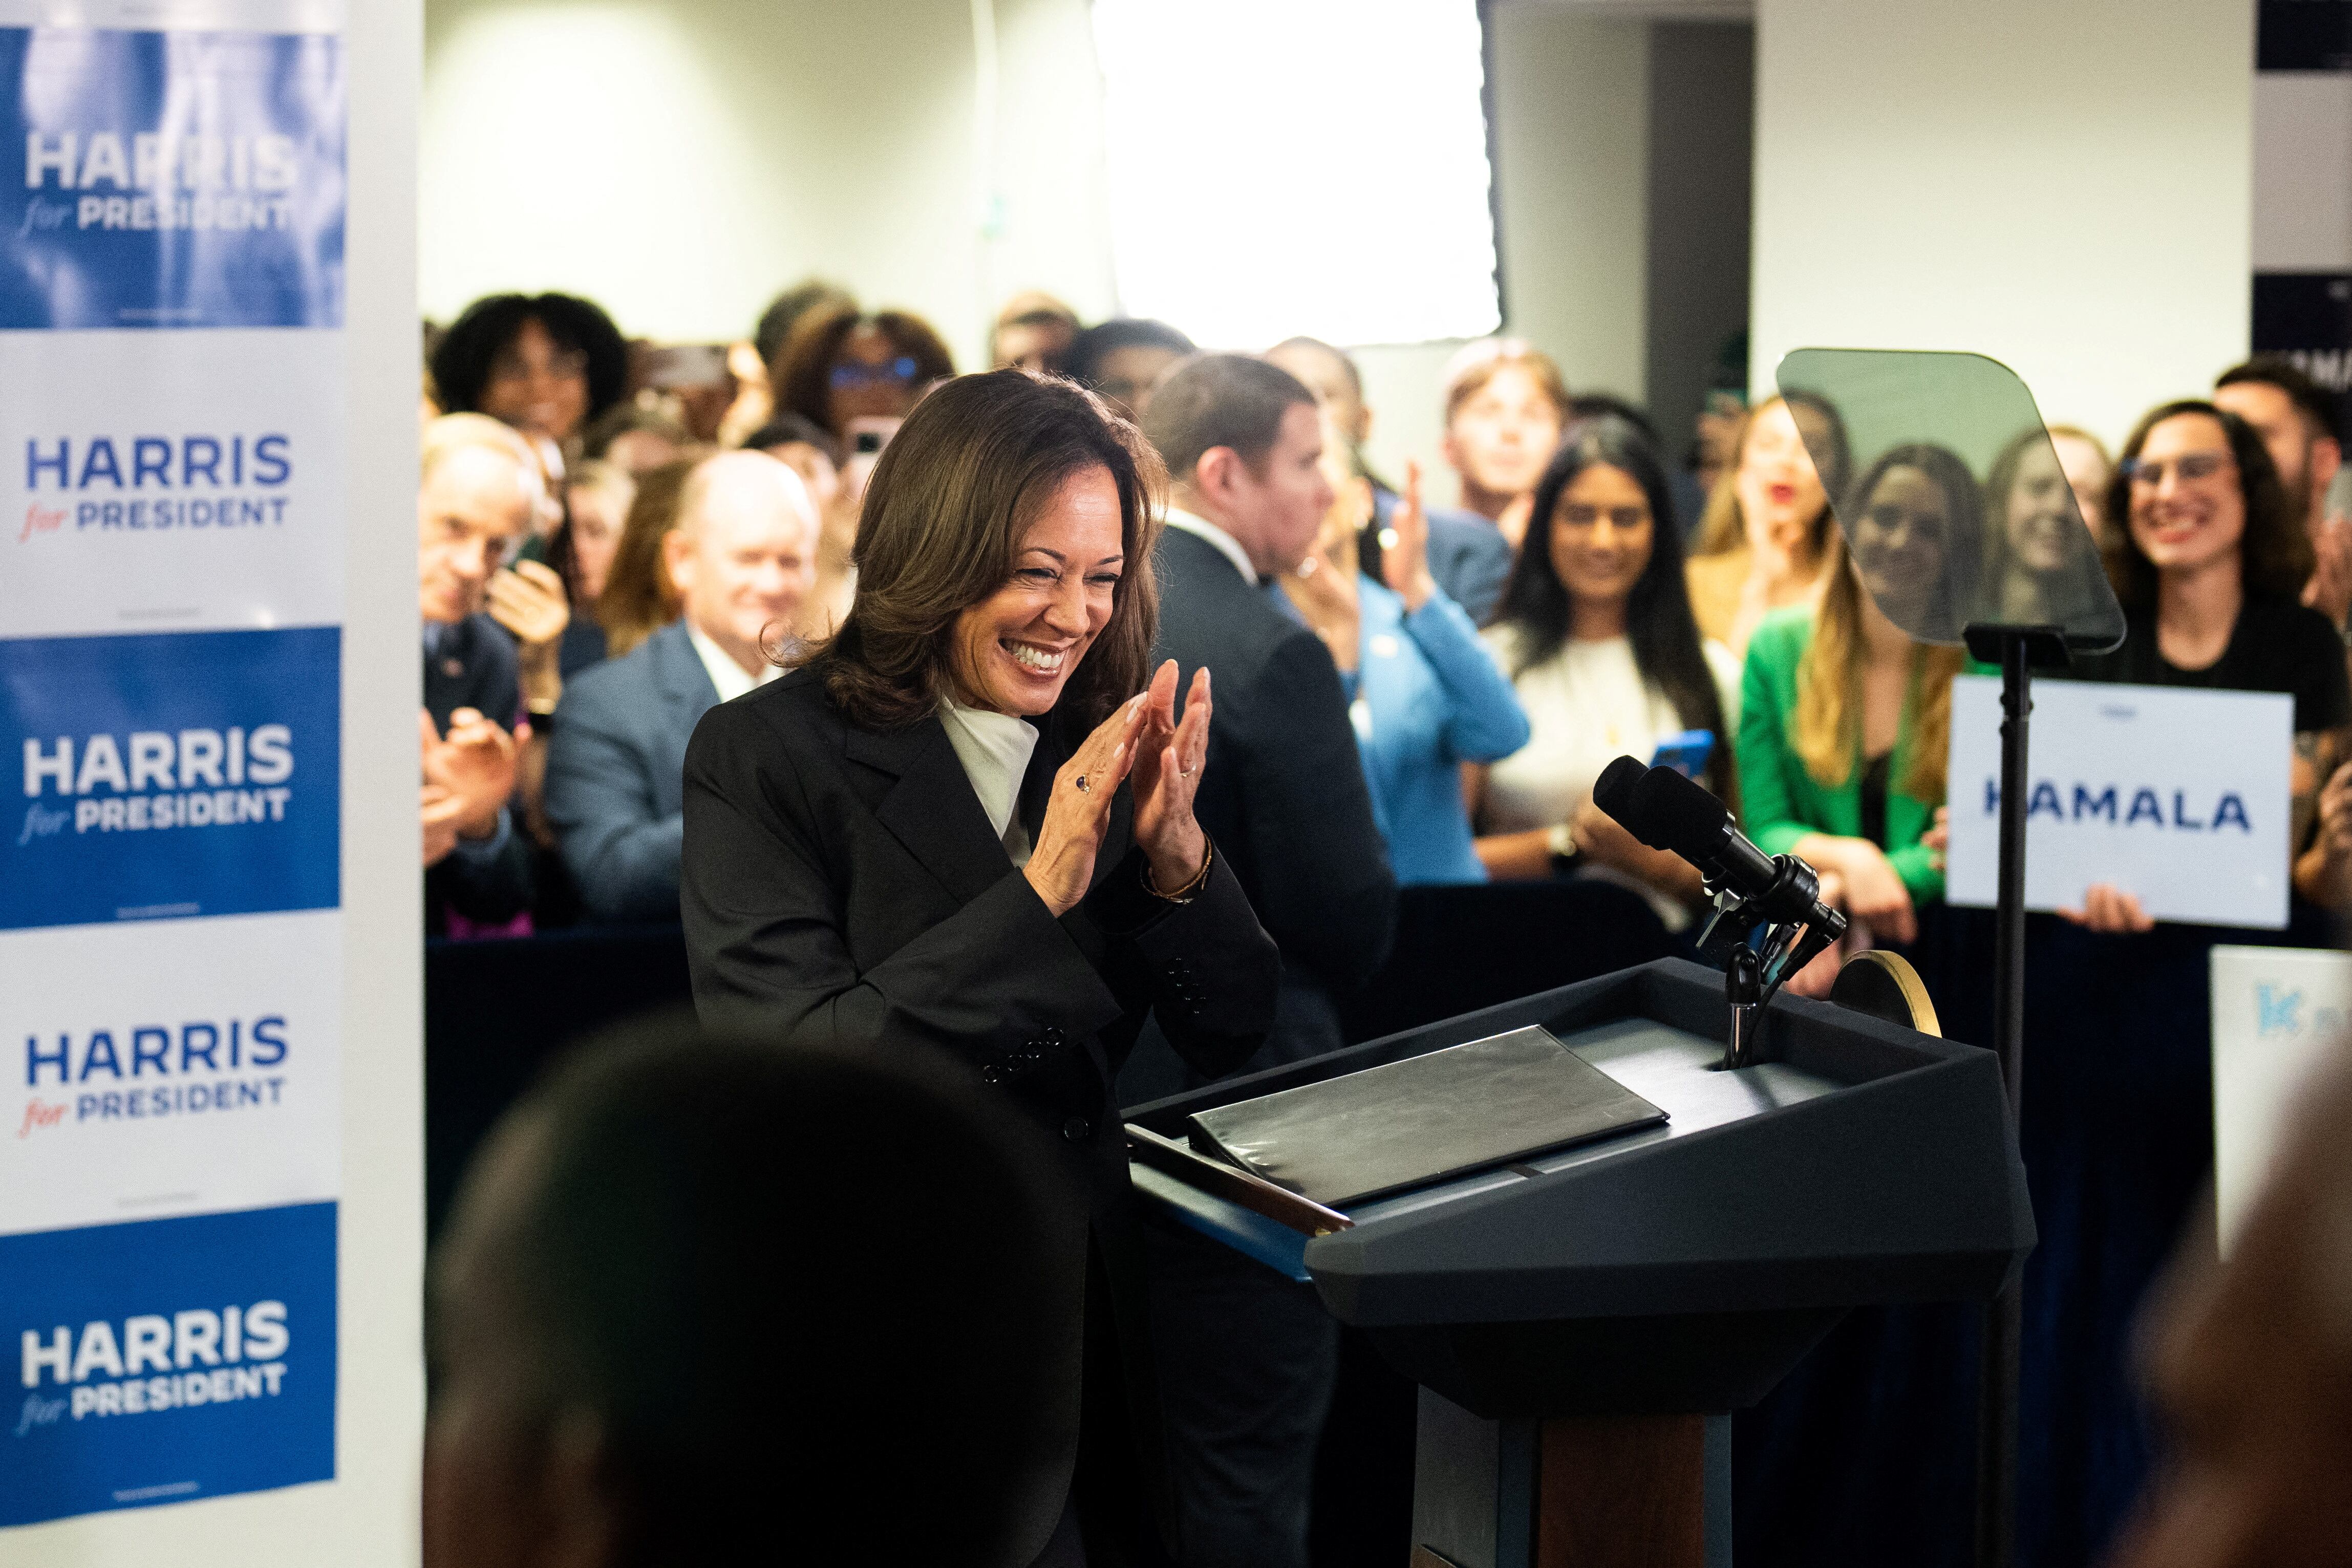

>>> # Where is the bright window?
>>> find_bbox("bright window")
[1091,0,1502,349]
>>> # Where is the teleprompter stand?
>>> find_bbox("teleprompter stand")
[1127,958,2035,1566]
[1958,621,2068,1568]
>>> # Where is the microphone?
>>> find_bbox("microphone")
[1592,755,1653,838]
[1593,758,1844,935]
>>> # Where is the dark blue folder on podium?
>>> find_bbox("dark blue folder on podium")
[1125,956,2033,1568]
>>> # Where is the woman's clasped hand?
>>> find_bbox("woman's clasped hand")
[1023,660,1212,916]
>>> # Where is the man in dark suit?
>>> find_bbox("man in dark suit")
[1132,353,1399,1568]
[1269,334,1514,622]
[547,450,819,922]
[419,414,544,934]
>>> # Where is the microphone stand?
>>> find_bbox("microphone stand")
[1961,621,2068,1568]
[1694,867,1847,1070]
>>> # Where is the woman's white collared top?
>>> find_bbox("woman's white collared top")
[937,692,1041,868]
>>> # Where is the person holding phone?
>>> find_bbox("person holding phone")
[1468,417,1739,925]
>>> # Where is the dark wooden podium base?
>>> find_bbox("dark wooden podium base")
[1411,1392,1728,1567]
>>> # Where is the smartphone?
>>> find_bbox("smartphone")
[1651,729,1714,780]
[837,416,903,506]
[639,342,732,391]
[845,415,902,458]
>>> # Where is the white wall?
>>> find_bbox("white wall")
[419,0,1118,373]
[420,0,1652,505]
[1750,0,2253,448]
[1355,6,1652,503]
[1490,3,1650,403]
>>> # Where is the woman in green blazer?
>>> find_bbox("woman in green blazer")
[1735,480,1967,950]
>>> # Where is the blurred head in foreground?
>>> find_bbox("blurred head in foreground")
[423,1017,1071,1567]
[2110,1048,2352,1568]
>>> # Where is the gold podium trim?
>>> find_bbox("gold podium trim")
[1829,950,1942,1037]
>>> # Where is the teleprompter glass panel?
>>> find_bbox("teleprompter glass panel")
[1774,348,2124,652]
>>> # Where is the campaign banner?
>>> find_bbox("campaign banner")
[1,626,338,931]
[2210,945,2352,1245]
[0,331,345,638]
[1945,676,2294,929]
[0,10,348,1536]
[0,26,344,331]
[2,911,338,1235]
[1,1202,335,1528]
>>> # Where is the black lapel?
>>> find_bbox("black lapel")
[843,715,1017,907]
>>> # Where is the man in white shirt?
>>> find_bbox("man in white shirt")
[545,450,819,922]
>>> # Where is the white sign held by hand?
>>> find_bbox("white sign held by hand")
[1946,676,2293,929]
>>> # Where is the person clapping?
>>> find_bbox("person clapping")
[418,414,575,933]
[679,369,1278,1562]
[1278,438,1527,886]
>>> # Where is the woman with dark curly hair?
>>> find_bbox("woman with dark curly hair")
[430,291,631,451]
[2066,398,2350,926]
[767,300,955,441]
[680,368,1278,1564]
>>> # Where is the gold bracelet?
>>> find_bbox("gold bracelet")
[1142,837,1215,903]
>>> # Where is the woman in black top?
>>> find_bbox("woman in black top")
[2069,398,2352,928]
[680,370,1280,1564]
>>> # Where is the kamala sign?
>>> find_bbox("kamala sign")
[1946,676,2294,929]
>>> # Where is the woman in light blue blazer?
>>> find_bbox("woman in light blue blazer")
[1279,458,1529,884]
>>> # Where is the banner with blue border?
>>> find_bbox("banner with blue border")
[0,7,348,1538]
[0,26,344,330]
[1,1202,335,1527]
[1,627,339,931]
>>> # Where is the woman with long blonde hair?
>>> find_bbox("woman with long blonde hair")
[1684,391,1850,660]
[1734,446,1970,957]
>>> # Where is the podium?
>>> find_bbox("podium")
[1125,957,2033,1568]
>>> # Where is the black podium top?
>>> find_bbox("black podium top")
[1127,958,2034,1418]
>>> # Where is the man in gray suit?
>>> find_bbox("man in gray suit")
[546,450,819,922]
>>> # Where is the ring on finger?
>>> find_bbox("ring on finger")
[1075,775,1091,793]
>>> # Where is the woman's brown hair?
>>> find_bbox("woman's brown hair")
[596,456,702,657]
[797,369,1165,731]
[2104,399,2312,613]
[1792,526,1966,802]
[769,303,957,439]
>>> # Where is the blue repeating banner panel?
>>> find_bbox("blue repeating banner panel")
[0,1201,336,1528]
[1,626,340,930]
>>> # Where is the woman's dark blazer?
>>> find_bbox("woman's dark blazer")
[679,662,1281,1562]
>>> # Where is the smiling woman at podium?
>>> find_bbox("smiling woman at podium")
[679,368,1280,1566]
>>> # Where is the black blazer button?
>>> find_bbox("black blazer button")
[1062,1116,1093,1142]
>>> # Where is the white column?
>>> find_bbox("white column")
[1751,0,2254,446]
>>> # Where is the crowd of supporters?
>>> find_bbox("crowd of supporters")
[414,284,2351,963]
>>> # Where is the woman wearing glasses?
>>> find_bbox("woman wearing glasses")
[768,299,957,442]
[2066,399,2351,928]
